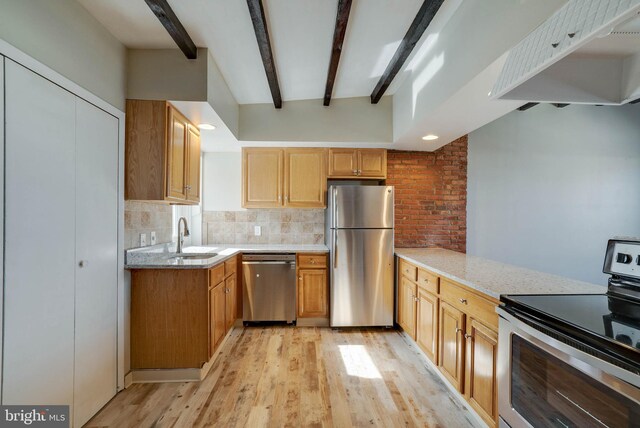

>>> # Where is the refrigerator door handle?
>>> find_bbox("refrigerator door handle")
[333,187,338,229]
[334,231,338,269]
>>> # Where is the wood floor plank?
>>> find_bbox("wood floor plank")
[86,327,479,428]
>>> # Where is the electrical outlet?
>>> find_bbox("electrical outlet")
[140,233,147,247]
[150,231,157,245]
[254,225,261,236]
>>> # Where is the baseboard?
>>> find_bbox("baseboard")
[295,317,330,327]
[124,372,133,388]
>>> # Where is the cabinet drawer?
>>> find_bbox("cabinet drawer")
[440,279,498,329]
[298,253,327,269]
[209,263,225,286]
[224,258,236,277]
[399,259,417,282]
[417,268,439,294]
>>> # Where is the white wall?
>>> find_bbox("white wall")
[467,103,640,286]
[0,0,127,110]
[202,152,244,211]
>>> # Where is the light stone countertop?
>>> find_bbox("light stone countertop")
[395,248,605,299]
[125,243,329,269]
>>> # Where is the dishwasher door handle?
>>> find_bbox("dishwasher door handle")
[242,261,294,265]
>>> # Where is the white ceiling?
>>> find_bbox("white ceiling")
[77,0,424,104]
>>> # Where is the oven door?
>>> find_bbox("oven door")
[498,310,640,428]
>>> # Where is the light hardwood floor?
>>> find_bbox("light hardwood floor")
[87,327,478,427]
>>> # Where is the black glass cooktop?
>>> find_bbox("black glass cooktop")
[501,293,640,372]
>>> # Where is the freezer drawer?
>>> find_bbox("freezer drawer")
[242,254,296,323]
[328,185,394,229]
[330,228,394,327]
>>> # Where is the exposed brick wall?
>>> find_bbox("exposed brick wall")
[386,136,467,252]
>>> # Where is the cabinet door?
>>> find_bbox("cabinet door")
[185,125,201,203]
[166,106,188,200]
[358,149,387,178]
[74,98,119,426]
[225,273,237,330]
[328,148,358,177]
[439,301,465,392]
[398,276,417,339]
[297,269,328,318]
[210,282,227,354]
[284,148,326,207]
[4,60,76,407]
[465,318,499,427]
[242,148,283,208]
[416,288,439,364]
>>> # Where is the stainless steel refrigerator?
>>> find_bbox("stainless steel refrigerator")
[327,185,394,327]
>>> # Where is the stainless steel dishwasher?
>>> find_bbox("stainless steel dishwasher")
[242,254,296,323]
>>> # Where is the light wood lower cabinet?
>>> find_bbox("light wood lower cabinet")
[465,318,499,426]
[225,273,237,330]
[132,257,239,370]
[416,287,439,364]
[396,256,499,428]
[398,276,417,339]
[210,281,227,356]
[438,300,465,392]
[296,253,329,319]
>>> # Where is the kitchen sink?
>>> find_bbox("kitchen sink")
[168,253,218,261]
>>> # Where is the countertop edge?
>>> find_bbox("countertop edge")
[125,246,329,270]
[396,253,502,300]
[395,249,604,299]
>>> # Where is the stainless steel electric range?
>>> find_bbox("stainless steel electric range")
[497,238,640,428]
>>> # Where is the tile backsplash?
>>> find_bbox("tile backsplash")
[124,201,173,249]
[203,209,325,245]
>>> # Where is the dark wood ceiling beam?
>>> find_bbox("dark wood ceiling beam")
[247,0,283,109]
[144,0,197,59]
[324,0,353,107]
[552,103,569,108]
[517,102,539,111]
[370,0,445,104]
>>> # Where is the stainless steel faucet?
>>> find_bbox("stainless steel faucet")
[176,217,190,254]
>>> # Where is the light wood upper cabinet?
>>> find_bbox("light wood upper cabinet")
[242,148,284,208]
[465,318,498,427]
[328,148,358,177]
[438,300,465,392]
[417,287,439,365]
[125,100,201,204]
[328,148,386,179]
[242,148,327,208]
[284,148,326,208]
[186,125,201,203]
[358,149,387,178]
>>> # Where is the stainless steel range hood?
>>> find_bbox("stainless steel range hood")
[491,0,640,105]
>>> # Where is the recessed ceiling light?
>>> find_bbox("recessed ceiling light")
[198,123,216,130]
[422,134,439,141]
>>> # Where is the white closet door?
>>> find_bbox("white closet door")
[73,98,118,426]
[3,60,76,405]
[0,56,4,398]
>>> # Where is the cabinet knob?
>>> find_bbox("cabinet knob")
[357,170,362,175]
[285,195,288,202]
[464,333,472,340]
[352,169,358,174]
[414,297,420,302]
[455,327,463,334]
[459,298,468,304]
[299,276,303,280]
[311,259,316,264]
